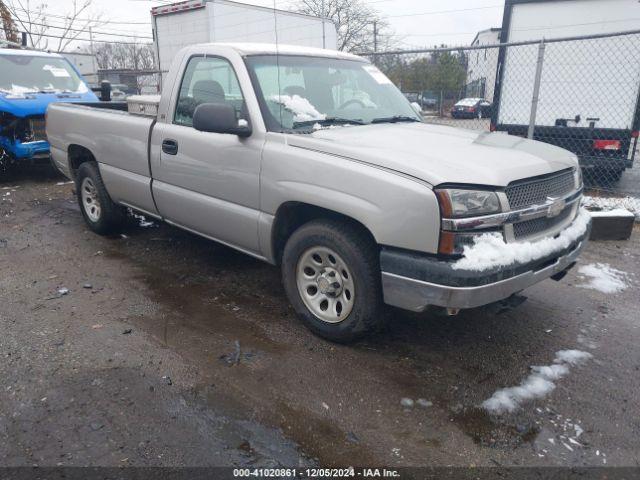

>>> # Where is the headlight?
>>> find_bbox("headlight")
[435,188,501,218]
[435,187,503,255]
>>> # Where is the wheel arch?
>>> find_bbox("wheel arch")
[270,201,378,266]
[68,144,97,180]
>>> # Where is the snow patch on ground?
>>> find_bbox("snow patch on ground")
[588,208,634,218]
[452,208,590,272]
[130,211,157,228]
[482,349,593,414]
[576,263,628,294]
[582,195,639,221]
[269,95,326,122]
[555,349,593,365]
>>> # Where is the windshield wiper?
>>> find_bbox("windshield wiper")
[293,117,365,128]
[371,115,421,124]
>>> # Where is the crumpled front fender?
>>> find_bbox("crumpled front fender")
[0,135,50,159]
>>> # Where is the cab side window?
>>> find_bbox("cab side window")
[174,56,245,127]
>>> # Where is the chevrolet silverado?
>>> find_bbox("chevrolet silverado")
[46,43,590,342]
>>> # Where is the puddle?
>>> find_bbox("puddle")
[104,245,285,352]
[100,244,379,466]
[273,402,378,466]
[96,223,568,465]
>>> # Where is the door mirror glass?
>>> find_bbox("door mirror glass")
[193,103,252,137]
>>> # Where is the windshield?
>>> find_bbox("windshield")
[245,55,422,132]
[0,54,88,95]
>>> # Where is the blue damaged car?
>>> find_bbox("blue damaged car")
[0,48,98,167]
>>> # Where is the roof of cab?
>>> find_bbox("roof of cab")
[0,48,63,58]
[202,43,367,62]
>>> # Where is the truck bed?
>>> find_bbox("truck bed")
[47,102,159,216]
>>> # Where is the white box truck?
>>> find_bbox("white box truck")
[151,0,338,86]
[492,0,640,182]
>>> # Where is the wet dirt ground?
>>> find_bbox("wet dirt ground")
[1,167,639,468]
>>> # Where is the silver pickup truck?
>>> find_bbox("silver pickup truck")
[47,43,590,342]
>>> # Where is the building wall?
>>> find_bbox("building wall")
[62,52,98,84]
[465,29,501,102]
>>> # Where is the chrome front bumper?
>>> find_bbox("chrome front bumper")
[381,226,589,312]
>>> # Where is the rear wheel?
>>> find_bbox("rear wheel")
[76,162,125,235]
[282,219,383,343]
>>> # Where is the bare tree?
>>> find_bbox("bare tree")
[80,41,156,93]
[82,41,155,71]
[5,0,104,51]
[293,0,395,53]
[1,0,20,43]
[4,0,46,48]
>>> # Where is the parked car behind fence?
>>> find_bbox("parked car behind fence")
[451,98,492,119]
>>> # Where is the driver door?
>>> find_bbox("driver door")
[152,55,263,255]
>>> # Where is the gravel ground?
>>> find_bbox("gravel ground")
[1,166,639,468]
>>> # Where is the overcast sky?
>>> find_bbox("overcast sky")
[27,0,505,51]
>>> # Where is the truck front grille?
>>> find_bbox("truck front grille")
[28,117,47,142]
[506,169,575,209]
[513,206,573,239]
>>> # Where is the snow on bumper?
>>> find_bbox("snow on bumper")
[380,209,591,312]
[452,208,591,272]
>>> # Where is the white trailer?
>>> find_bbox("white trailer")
[493,0,640,180]
[62,52,99,84]
[151,0,337,86]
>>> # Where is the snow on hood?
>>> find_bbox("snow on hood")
[0,89,98,117]
[0,81,89,97]
[1,84,39,96]
[287,122,579,186]
[269,94,326,122]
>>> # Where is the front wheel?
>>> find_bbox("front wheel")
[281,219,383,343]
[76,162,125,235]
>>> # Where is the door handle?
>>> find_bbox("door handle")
[162,139,178,155]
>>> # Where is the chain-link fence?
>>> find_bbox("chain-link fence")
[364,30,640,219]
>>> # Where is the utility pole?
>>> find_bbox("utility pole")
[89,26,94,56]
[372,21,378,65]
[527,39,546,139]
[321,0,325,49]
[133,35,138,70]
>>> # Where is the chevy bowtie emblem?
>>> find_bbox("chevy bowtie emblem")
[546,196,566,217]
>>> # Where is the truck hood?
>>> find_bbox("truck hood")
[287,123,578,187]
[0,90,98,117]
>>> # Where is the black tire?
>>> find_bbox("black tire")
[281,219,383,343]
[76,162,125,235]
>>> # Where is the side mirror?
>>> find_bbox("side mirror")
[192,103,252,137]
[411,102,422,115]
